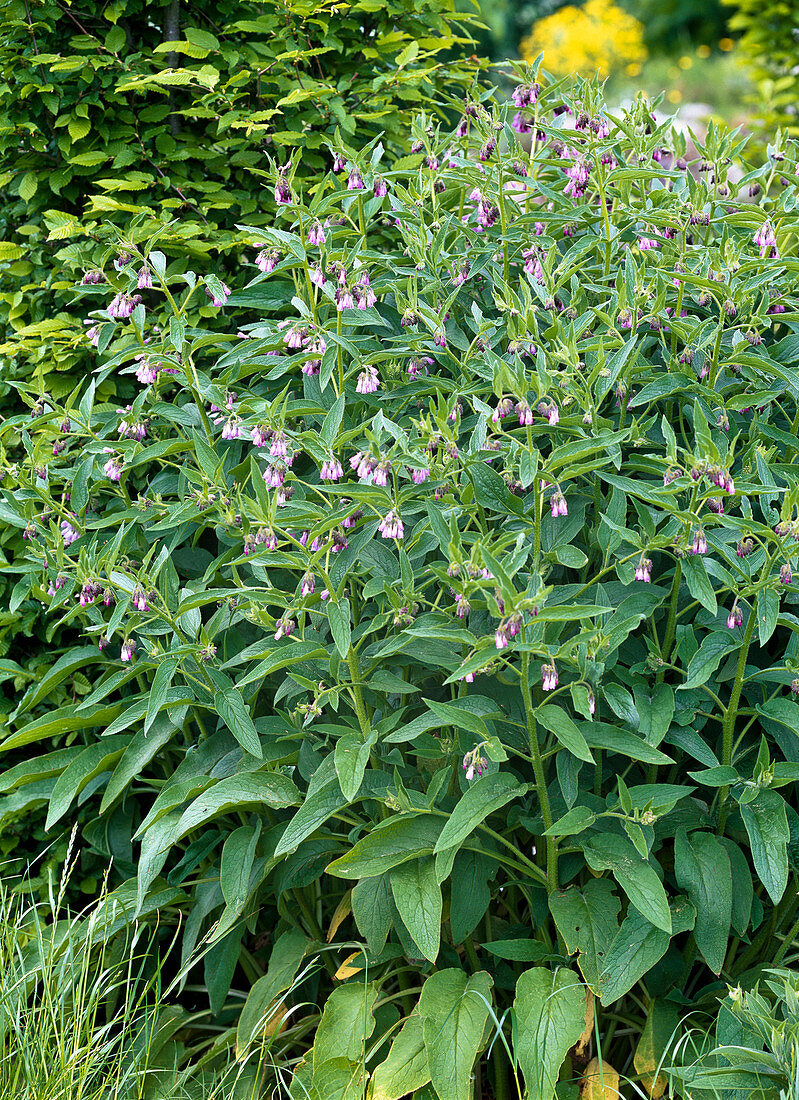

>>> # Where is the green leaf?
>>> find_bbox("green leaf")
[536,705,595,764]
[390,855,442,962]
[680,633,737,691]
[482,938,550,962]
[580,721,673,765]
[513,967,585,1100]
[758,588,779,646]
[545,805,596,837]
[351,873,394,953]
[739,788,789,904]
[682,556,717,614]
[418,969,493,1100]
[236,928,308,1055]
[433,773,525,854]
[596,899,695,1005]
[334,731,376,802]
[12,646,105,720]
[549,879,621,991]
[215,686,263,758]
[719,838,753,938]
[100,716,175,813]
[274,777,347,858]
[145,657,179,734]
[328,599,352,659]
[220,823,261,913]
[327,814,443,878]
[581,834,671,934]
[449,850,494,944]
[674,829,731,974]
[320,391,346,449]
[312,982,378,1070]
[46,736,131,828]
[18,172,37,202]
[174,773,300,841]
[371,1013,431,1100]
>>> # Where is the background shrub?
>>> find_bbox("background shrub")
[4,65,799,1095]
[725,0,799,137]
[0,0,480,400]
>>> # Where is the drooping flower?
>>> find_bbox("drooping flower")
[120,638,137,663]
[550,489,568,517]
[60,520,80,545]
[205,282,231,307]
[320,457,343,482]
[103,453,123,481]
[691,528,708,555]
[378,510,404,539]
[356,365,380,394]
[753,222,778,258]
[274,178,293,205]
[301,573,315,597]
[307,221,326,246]
[255,248,280,273]
[634,557,652,583]
[274,616,295,641]
[726,604,743,630]
[542,662,558,691]
[137,267,153,289]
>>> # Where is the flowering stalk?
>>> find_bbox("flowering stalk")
[717,603,757,837]
[520,651,557,893]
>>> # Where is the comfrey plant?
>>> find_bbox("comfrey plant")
[4,67,799,1098]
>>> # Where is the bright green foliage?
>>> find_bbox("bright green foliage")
[0,0,480,397]
[671,969,799,1098]
[726,0,799,136]
[5,68,799,1095]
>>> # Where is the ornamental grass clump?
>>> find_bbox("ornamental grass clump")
[4,67,799,1097]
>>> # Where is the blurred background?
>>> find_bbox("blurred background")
[472,0,754,129]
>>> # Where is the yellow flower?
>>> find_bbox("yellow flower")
[520,0,647,79]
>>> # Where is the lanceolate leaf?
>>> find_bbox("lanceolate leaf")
[674,828,732,973]
[390,855,442,963]
[739,788,789,904]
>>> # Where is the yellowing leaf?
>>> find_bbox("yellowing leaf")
[334,950,363,980]
[326,888,352,942]
[576,989,595,1058]
[581,1057,622,1098]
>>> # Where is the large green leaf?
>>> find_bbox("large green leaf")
[674,828,731,973]
[327,814,443,879]
[312,982,378,1070]
[739,788,789,903]
[581,834,671,934]
[370,1013,431,1100]
[549,879,621,992]
[433,773,525,853]
[390,856,442,963]
[174,773,300,841]
[418,969,493,1100]
[597,898,695,1005]
[513,967,585,1100]
[237,928,308,1055]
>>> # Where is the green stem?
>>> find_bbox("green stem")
[659,559,682,668]
[718,605,757,836]
[520,652,557,892]
[336,309,343,395]
[346,646,371,735]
